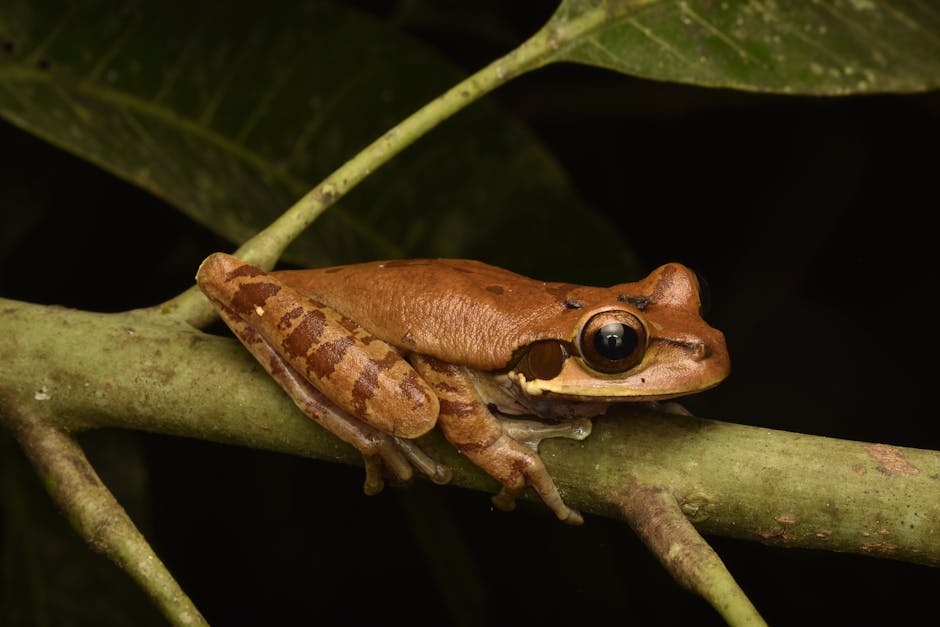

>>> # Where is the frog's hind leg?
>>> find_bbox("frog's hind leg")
[197,253,452,492]
[275,356,452,493]
[212,294,452,494]
[411,355,583,525]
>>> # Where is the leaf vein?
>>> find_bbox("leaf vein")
[234,35,302,145]
[680,1,760,65]
[626,16,691,64]
[117,106,191,196]
[24,4,76,66]
[153,27,203,106]
[75,78,302,193]
[777,22,849,68]
[582,37,623,67]
[88,13,141,82]
[816,2,893,66]
[883,1,940,46]
[285,72,368,170]
[199,35,259,127]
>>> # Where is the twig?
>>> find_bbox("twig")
[616,482,766,626]
[4,402,207,627]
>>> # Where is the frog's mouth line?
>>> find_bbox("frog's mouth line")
[507,369,728,403]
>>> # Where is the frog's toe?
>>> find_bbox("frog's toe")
[362,455,386,495]
[361,436,451,495]
[556,506,584,526]
[491,487,518,512]
[360,440,416,494]
[525,469,584,525]
[394,437,453,485]
[491,477,582,524]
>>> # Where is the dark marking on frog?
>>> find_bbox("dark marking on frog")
[231,281,281,316]
[282,309,327,357]
[307,336,355,379]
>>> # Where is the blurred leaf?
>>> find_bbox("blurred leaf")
[0,0,637,282]
[552,0,940,94]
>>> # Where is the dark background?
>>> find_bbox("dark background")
[2,2,938,626]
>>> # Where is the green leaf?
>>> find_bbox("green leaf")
[550,0,940,94]
[0,1,637,282]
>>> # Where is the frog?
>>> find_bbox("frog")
[196,253,730,524]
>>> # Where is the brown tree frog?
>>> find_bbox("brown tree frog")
[196,253,729,524]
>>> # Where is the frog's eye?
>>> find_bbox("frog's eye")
[578,311,647,374]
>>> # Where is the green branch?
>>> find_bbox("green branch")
[4,395,206,627]
[616,484,766,626]
[4,298,938,568]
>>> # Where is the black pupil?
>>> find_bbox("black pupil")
[594,322,638,360]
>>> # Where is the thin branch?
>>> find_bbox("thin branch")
[3,401,206,627]
[617,483,766,626]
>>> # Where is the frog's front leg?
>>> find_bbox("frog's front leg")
[196,254,452,493]
[411,355,585,525]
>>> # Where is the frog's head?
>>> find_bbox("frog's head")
[508,263,730,402]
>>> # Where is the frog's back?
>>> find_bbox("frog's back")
[273,259,613,371]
